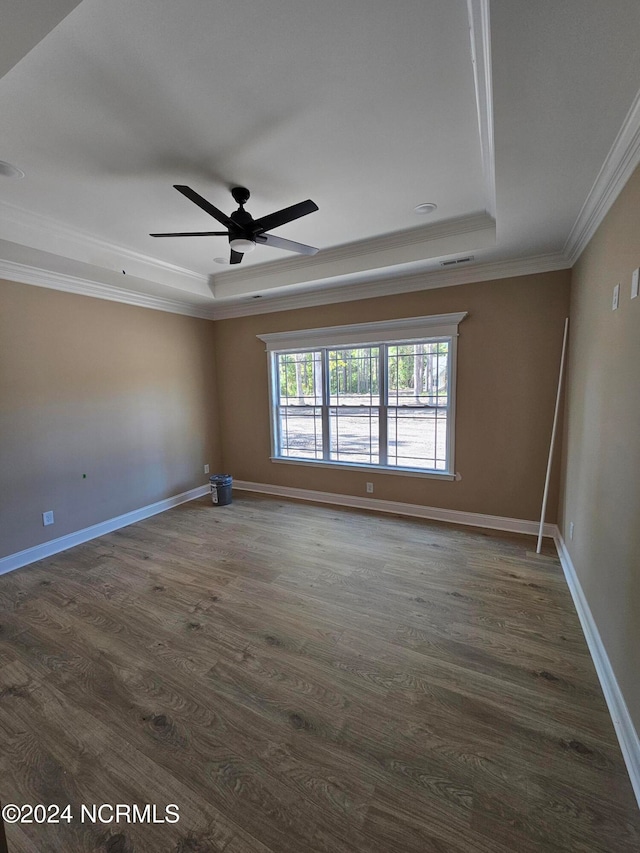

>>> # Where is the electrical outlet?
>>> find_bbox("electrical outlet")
[366,482,374,494]
[569,522,574,541]
[632,268,639,299]
[204,464,210,474]
[612,283,620,310]
[42,511,54,526]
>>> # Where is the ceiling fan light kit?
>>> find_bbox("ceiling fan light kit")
[151,185,319,265]
[229,238,256,254]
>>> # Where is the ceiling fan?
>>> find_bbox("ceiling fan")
[150,185,319,264]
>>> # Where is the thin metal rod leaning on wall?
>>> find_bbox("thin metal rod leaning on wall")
[537,316,569,554]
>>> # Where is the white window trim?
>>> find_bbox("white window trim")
[269,456,457,480]
[257,312,467,352]
[258,312,467,479]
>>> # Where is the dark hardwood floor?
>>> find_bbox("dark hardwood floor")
[0,493,638,852]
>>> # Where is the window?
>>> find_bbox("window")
[258,313,466,479]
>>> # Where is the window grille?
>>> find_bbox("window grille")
[273,339,453,474]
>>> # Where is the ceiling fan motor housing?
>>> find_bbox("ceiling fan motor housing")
[229,206,254,234]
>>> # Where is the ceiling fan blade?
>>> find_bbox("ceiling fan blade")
[150,231,229,237]
[250,199,318,235]
[255,233,319,255]
[230,249,244,264]
[173,185,235,228]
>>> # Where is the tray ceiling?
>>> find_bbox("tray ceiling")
[1,0,640,317]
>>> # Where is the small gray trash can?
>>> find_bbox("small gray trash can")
[210,474,233,506]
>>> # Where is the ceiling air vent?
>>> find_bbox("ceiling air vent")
[440,255,474,267]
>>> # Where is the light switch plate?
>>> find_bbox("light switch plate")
[612,283,620,310]
[632,268,639,299]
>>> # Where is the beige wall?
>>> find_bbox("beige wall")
[560,165,640,733]
[0,281,221,558]
[215,271,570,522]
[1,269,573,560]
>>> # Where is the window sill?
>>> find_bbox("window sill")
[270,456,457,481]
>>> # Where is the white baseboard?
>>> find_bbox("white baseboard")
[0,484,210,576]
[554,531,640,808]
[233,479,556,538]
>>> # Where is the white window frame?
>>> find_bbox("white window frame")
[257,312,467,481]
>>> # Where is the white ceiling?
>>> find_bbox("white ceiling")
[1,0,640,317]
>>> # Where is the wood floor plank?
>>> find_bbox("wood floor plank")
[1,493,638,852]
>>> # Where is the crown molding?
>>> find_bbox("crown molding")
[212,212,496,299]
[0,258,215,319]
[1,250,568,323]
[564,86,640,265]
[0,199,209,294]
[209,252,569,319]
[467,0,496,218]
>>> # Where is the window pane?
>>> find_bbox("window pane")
[328,347,379,406]
[388,342,449,407]
[330,407,379,464]
[278,351,322,406]
[387,407,448,470]
[278,407,323,459]
[273,336,453,473]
